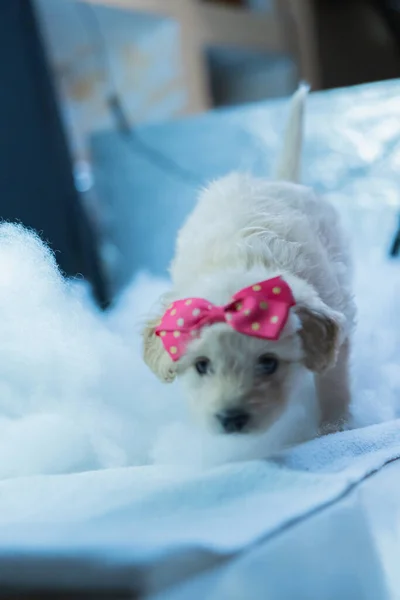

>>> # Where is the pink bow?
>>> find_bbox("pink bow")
[155,276,296,361]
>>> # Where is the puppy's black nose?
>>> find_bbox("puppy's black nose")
[217,409,250,433]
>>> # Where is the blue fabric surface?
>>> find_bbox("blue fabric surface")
[91,80,400,294]
[0,420,399,597]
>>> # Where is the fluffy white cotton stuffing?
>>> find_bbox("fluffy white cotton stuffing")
[151,376,317,468]
[337,196,400,428]
[351,258,400,426]
[0,223,184,478]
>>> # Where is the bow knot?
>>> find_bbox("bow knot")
[156,276,295,361]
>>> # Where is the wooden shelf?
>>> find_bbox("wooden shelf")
[198,3,285,53]
[84,0,285,51]
[81,0,320,114]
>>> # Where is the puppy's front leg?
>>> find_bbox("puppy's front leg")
[315,339,351,435]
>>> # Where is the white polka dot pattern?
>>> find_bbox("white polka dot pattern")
[155,276,295,361]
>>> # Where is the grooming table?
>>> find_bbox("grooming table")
[2,80,400,598]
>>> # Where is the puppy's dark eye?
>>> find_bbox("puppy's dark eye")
[194,358,211,375]
[257,355,279,375]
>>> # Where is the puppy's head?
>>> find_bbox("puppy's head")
[142,276,344,434]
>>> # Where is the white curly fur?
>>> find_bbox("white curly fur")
[143,86,356,438]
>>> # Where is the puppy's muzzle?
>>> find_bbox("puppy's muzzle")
[216,408,250,433]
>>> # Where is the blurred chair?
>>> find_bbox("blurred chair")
[0,0,108,306]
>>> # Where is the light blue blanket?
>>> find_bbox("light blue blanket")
[0,420,399,597]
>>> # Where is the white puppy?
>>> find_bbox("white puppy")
[143,85,355,436]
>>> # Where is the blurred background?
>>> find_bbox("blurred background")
[2,0,400,308]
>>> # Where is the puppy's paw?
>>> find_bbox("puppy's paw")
[318,417,350,437]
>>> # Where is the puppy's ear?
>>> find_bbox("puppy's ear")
[142,314,177,383]
[296,302,345,373]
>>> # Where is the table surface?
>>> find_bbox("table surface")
[91,79,400,295]
[151,459,400,600]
